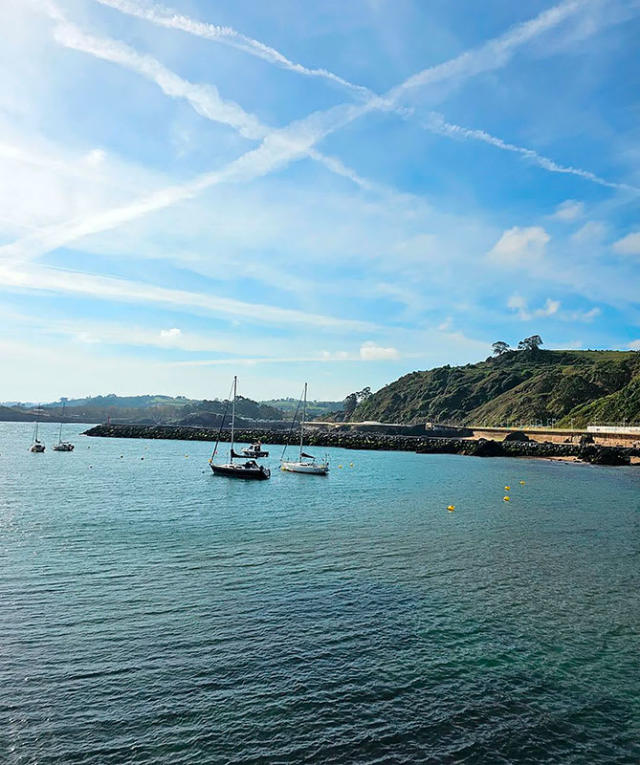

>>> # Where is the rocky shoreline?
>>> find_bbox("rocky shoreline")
[83,424,640,466]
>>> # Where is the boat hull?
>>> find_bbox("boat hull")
[211,463,271,480]
[281,461,329,475]
[53,443,74,452]
[30,444,45,453]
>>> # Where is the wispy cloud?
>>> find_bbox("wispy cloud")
[552,199,585,221]
[507,295,601,322]
[91,0,636,197]
[489,226,550,264]
[386,0,585,102]
[571,220,606,243]
[0,263,376,331]
[168,354,379,367]
[19,0,623,268]
[612,232,640,255]
[98,0,584,112]
[53,21,267,140]
[0,95,367,264]
[36,0,384,190]
[507,295,560,320]
[425,113,638,193]
[93,0,373,98]
[6,1,381,264]
[359,341,400,360]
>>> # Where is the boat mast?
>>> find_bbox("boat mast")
[34,405,40,442]
[299,382,307,457]
[58,400,65,445]
[230,375,237,461]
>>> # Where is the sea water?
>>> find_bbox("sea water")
[1,421,639,763]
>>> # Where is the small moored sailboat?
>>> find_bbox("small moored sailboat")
[281,383,329,476]
[53,400,74,452]
[30,405,45,453]
[209,376,270,481]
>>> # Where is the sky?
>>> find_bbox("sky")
[1,0,640,402]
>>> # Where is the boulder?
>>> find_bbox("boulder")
[586,446,630,466]
[503,430,531,442]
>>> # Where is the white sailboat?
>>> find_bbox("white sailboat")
[53,400,74,452]
[281,383,329,475]
[29,405,45,453]
[209,376,271,480]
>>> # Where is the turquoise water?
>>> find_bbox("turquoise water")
[1,421,639,764]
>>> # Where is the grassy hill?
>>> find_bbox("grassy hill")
[2,394,287,426]
[353,350,640,427]
[262,398,343,419]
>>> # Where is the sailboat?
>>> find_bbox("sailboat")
[209,376,271,480]
[281,383,329,475]
[53,400,74,452]
[29,405,45,453]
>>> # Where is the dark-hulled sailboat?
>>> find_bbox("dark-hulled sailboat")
[209,376,270,480]
[29,405,45,453]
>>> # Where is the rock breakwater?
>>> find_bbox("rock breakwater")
[84,425,640,465]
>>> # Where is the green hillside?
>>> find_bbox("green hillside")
[2,394,286,425]
[262,398,343,419]
[353,349,640,427]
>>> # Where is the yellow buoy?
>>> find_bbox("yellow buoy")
[503,496,510,502]
[447,505,455,512]
[504,485,511,491]
[519,480,526,485]
[338,465,343,469]
[349,463,354,467]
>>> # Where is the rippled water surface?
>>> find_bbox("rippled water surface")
[1,421,640,764]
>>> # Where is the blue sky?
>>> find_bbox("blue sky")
[1,0,640,402]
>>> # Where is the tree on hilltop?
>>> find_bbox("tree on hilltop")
[492,341,511,356]
[518,335,543,352]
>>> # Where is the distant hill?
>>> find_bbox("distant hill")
[262,398,344,419]
[0,405,40,422]
[0,394,288,426]
[353,350,640,427]
[41,394,188,410]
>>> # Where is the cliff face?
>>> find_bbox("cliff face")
[353,350,640,427]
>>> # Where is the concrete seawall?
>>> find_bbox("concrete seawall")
[83,424,640,466]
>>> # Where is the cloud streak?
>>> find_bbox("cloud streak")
[93,0,373,98]
[0,263,376,331]
[91,0,634,196]
[53,20,267,140]
[11,0,629,271]
[95,0,585,110]
[388,0,584,102]
[425,113,639,193]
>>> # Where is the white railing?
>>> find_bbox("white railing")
[587,425,640,434]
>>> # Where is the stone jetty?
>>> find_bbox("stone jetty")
[83,424,640,466]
